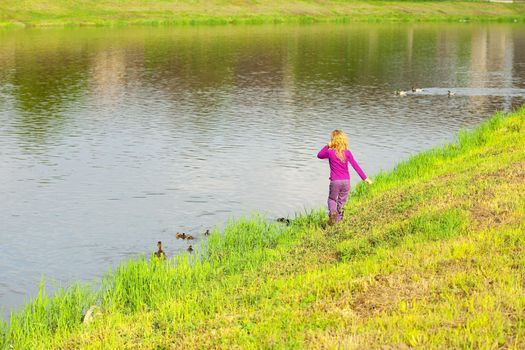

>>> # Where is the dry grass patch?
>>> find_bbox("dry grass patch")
[352,273,433,318]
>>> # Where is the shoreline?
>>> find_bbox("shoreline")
[1,1,525,28]
[1,106,524,348]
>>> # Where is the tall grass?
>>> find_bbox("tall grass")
[1,106,524,348]
[0,215,295,348]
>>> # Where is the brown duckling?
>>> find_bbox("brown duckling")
[186,234,195,240]
[187,245,193,253]
[277,217,291,225]
[204,229,210,236]
[155,241,165,259]
[176,232,186,239]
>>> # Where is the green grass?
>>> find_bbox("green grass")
[1,106,524,349]
[0,0,525,27]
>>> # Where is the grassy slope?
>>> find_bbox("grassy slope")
[0,0,525,27]
[1,106,524,349]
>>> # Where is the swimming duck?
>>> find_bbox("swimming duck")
[204,229,210,236]
[176,232,186,239]
[187,245,194,253]
[448,90,455,97]
[155,241,165,259]
[395,90,407,96]
[186,234,195,240]
[412,86,423,93]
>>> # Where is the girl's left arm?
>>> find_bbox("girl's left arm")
[346,150,368,180]
[317,145,330,159]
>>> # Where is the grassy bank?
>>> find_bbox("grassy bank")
[1,106,524,349]
[1,0,525,27]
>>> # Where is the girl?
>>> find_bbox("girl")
[317,130,372,225]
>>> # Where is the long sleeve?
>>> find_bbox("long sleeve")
[346,150,367,180]
[317,145,330,159]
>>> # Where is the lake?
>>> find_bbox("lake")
[0,23,524,318]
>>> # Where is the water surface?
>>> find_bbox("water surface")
[1,23,524,317]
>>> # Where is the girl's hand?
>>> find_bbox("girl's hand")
[365,178,373,185]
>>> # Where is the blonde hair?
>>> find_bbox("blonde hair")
[328,130,348,161]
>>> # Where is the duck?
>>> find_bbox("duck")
[277,217,291,225]
[395,90,407,96]
[448,90,455,97]
[176,232,186,239]
[412,86,423,93]
[186,234,195,240]
[204,229,210,236]
[187,245,194,253]
[155,241,165,259]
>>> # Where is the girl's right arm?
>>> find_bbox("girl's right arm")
[346,150,368,180]
[317,145,330,159]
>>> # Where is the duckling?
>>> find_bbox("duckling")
[204,229,210,237]
[412,86,423,93]
[176,232,186,239]
[187,245,193,253]
[448,90,455,97]
[186,234,195,240]
[155,241,165,259]
[277,217,291,225]
[395,90,407,96]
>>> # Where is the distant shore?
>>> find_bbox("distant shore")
[1,1,525,28]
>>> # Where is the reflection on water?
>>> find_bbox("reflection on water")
[0,24,524,317]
